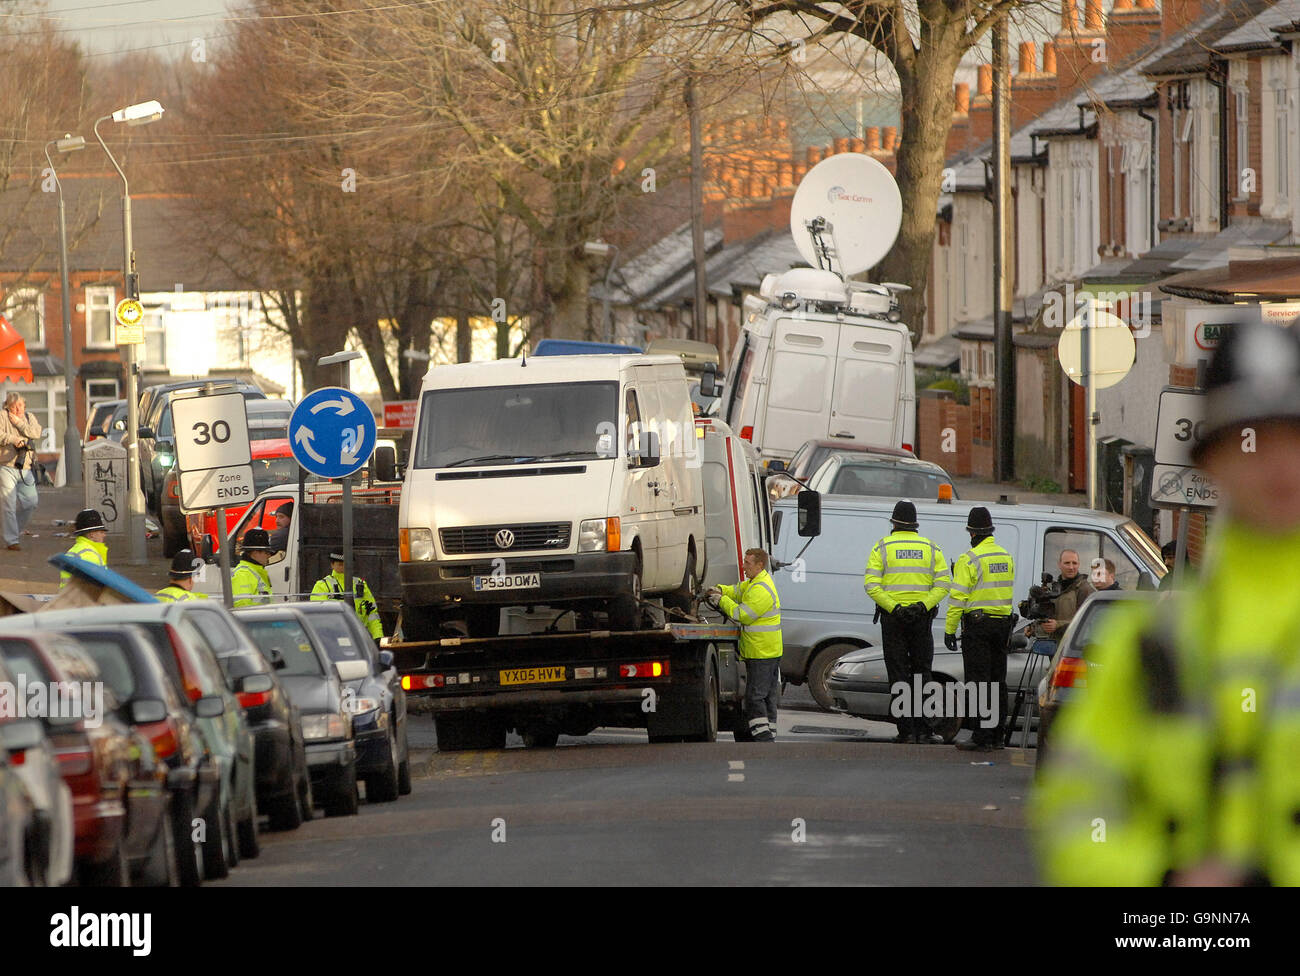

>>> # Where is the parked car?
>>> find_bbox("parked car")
[0,655,69,887]
[234,606,359,816]
[84,399,127,445]
[0,631,172,886]
[774,492,1167,710]
[5,605,259,880]
[136,379,267,516]
[805,452,957,501]
[290,601,410,801]
[1035,589,1160,767]
[767,440,915,499]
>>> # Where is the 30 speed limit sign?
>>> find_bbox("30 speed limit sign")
[171,390,252,512]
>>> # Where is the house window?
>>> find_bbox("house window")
[2,288,44,347]
[1234,88,1250,201]
[1276,98,1289,203]
[981,345,994,380]
[86,286,116,347]
[141,309,166,368]
[1181,105,1196,223]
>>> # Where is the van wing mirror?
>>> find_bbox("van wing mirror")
[797,490,822,538]
[766,459,786,474]
[636,430,661,468]
[699,365,719,399]
[374,445,397,482]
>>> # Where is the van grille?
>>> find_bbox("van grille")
[440,523,571,554]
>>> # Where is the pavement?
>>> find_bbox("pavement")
[0,484,175,596]
[951,477,1089,509]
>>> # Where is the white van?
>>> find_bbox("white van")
[719,271,917,464]
[398,355,705,638]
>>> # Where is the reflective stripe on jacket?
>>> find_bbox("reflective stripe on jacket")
[864,530,951,613]
[59,537,108,587]
[155,584,209,602]
[311,571,383,639]
[1031,520,1300,885]
[231,559,272,608]
[945,537,1015,635]
[718,570,782,660]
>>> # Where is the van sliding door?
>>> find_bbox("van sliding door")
[828,327,907,448]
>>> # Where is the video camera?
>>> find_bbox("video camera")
[1018,572,1062,621]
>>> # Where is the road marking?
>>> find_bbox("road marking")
[727,773,745,782]
[729,760,744,770]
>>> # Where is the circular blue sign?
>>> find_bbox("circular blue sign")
[289,387,378,479]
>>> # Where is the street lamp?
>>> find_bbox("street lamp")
[95,99,165,565]
[44,134,85,486]
[584,240,620,343]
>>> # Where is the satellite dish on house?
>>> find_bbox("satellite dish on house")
[789,152,903,277]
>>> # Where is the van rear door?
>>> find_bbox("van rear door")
[762,318,838,457]
[827,325,908,447]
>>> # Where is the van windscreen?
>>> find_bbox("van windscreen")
[413,381,619,468]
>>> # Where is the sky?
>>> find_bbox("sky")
[35,0,230,58]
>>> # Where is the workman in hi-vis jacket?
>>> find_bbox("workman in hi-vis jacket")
[708,548,782,742]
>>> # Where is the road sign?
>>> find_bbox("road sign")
[1057,308,1135,388]
[171,390,254,515]
[115,298,145,345]
[383,400,418,429]
[1150,463,1220,508]
[179,465,255,512]
[1151,387,1219,509]
[290,387,377,480]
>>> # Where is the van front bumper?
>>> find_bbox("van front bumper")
[401,551,639,607]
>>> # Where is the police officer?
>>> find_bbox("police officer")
[59,509,108,588]
[708,548,782,742]
[311,551,383,641]
[231,528,275,608]
[865,500,952,743]
[156,549,210,602]
[1032,320,1300,885]
[944,507,1015,752]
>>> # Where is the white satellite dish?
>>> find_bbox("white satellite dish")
[789,152,903,277]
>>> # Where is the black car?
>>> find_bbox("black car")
[136,379,266,515]
[290,601,411,801]
[234,607,359,817]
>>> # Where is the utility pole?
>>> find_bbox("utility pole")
[992,18,1015,483]
[686,75,709,343]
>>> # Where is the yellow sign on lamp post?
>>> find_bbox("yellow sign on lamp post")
[115,298,144,344]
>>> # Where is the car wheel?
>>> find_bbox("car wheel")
[365,731,400,803]
[200,797,232,880]
[397,731,412,795]
[325,764,359,817]
[135,804,179,887]
[806,643,858,712]
[172,790,203,887]
[237,809,260,859]
[298,769,314,823]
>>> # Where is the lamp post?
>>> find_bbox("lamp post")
[317,349,363,601]
[94,100,164,564]
[584,240,619,343]
[44,134,86,486]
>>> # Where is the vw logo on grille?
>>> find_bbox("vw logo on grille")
[494,528,516,549]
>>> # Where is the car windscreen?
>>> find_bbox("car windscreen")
[241,619,325,676]
[413,381,618,468]
[299,611,372,667]
[251,456,300,493]
[66,635,138,701]
[829,463,951,499]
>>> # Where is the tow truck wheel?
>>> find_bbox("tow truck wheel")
[435,713,506,751]
[521,727,559,748]
[685,664,719,743]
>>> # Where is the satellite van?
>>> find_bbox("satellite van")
[718,153,916,462]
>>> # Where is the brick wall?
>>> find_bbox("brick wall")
[917,389,972,476]
[1171,508,1210,566]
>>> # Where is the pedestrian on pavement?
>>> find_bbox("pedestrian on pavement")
[0,392,42,551]
[231,528,275,608]
[58,508,108,588]
[707,548,782,742]
[864,500,952,744]
[269,501,293,555]
[944,506,1015,752]
[1028,549,1094,642]
[155,549,210,602]
[1032,319,1300,885]
[1158,540,1189,590]
[311,550,383,641]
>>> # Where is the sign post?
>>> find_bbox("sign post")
[289,362,375,605]
[171,386,253,607]
[1150,386,1218,584]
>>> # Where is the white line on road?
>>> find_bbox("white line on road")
[729,761,745,770]
[727,773,745,782]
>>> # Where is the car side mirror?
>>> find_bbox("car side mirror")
[335,659,370,682]
[0,718,44,753]
[374,446,397,483]
[202,534,215,562]
[137,425,155,440]
[635,430,660,468]
[195,695,225,718]
[378,650,394,670]
[238,673,274,695]
[797,490,822,538]
[130,698,168,725]
[699,365,719,398]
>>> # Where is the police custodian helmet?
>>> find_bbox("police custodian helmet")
[241,528,275,553]
[889,500,919,529]
[169,549,199,578]
[1194,321,1300,463]
[74,509,106,534]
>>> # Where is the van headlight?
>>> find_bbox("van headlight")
[578,518,608,552]
[401,527,434,561]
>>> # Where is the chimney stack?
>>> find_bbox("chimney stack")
[866,127,881,151]
[1043,41,1058,74]
[1018,41,1037,75]
[1084,0,1104,31]
[1061,0,1078,32]
[954,82,970,114]
[977,63,993,97]
[882,127,898,152]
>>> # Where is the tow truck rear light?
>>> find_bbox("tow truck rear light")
[402,673,445,691]
[740,426,754,442]
[1051,657,1088,690]
[618,661,670,679]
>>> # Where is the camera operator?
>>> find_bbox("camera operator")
[0,392,42,551]
[1026,549,1094,641]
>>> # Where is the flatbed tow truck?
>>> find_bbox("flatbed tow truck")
[386,618,749,749]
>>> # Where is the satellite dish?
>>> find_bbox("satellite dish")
[789,152,903,277]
